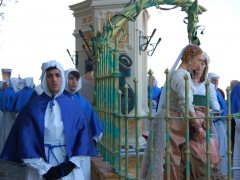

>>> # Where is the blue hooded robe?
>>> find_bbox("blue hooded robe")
[0,87,16,112]
[148,85,161,112]
[13,87,34,112]
[215,88,227,121]
[231,83,240,114]
[0,93,97,162]
[63,90,103,141]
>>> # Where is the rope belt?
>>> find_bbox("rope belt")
[44,143,66,164]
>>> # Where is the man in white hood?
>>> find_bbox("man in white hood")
[1,60,97,180]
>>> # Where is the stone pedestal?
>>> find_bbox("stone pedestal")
[70,0,149,149]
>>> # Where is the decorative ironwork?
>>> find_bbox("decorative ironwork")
[139,28,161,56]
[91,1,214,179]
[66,49,79,67]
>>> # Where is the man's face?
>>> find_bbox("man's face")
[211,78,219,87]
[46,68,62,95]
[68,73,79,93]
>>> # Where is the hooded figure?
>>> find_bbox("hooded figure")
[208,72,225,99]
[64,68,103,142]
[13,77,35,112]
[1,60,97,180]
[141,44,206,180]
[0,80,5,115]
[63,68,104,180]
[0,81,3,145]
[0,78,18,154]
[191,52,220,111]
[230,82,240,179]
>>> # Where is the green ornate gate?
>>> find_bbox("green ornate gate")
[88,0,237,179]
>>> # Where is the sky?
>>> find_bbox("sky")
[0,0,76,84]
[0,0,240,92]
[147,0,240,91]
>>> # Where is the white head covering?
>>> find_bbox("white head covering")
[64,68,82,93]
[208,72,220,81]
[153,78,158,87]
[17,78,26,90]
[40,60,65,98]
[9,77,19,92]
[39,62,48,81]
[204,52,210,65]
[24,77,35,88]
[147,75,158,87]
[200,52,210,80]
[34,84,43,95]
[156,45,189,115]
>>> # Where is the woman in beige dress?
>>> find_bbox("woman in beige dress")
[141,44,206,180]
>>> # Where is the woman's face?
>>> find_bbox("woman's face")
[195,60,206,75]
[189,53,205,70]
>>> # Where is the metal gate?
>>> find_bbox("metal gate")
[90,0,237,179]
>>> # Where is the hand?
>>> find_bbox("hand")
[194,106,206,113]
[212,110,220,116]
[43,165,62,180]
[195,127,205,141]
[190,120,201,128]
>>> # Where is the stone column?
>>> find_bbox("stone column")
[70,0,149,149]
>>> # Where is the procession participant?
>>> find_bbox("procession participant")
[141,44,206,180]
[1,60,97,180]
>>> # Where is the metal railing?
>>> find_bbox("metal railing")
[95,52,239,179]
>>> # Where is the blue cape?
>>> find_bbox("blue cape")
[0,87,16,111]
[231,83,240,114]
[148,85,161,101]
[14,87,34,112]
[216,89,227,117]
[148,85,161,112]
[1,93,97,163]
[63,90,104,139]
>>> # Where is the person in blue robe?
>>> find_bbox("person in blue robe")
[206,71,228,175]
[143,77,161,140]
[13,77,34,112]
[230,82,240,178]
[208,72,225,99]
[231,82,240,114]
[0,79,18,154]
[63,68,104,180]
[1,60,97,180]
[64,68,104,143]
[0,80,16,111]
[0,81,4,108]
[0,81,4,138]
[147,77,161,113]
